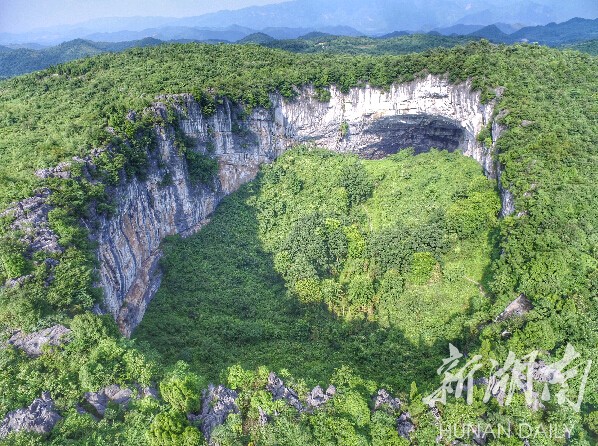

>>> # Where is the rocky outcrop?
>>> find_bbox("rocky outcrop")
[397,412,415,439]
[0,189,62,257]
[266,372,305,411]
[190,384,239,441]
[0,392,61,439]
[7,325,71,357]
[307,384,336,409]
[96,75,504,335]
[495,294,533,322]
[373,388,402,412]
[82,385,134,418]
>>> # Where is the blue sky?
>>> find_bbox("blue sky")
[0,0,286,33]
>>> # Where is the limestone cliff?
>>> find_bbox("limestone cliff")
[95,74,505,335]
[11,75,502,336]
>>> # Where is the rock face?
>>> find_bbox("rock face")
[7,325,71,357]
[96,75,503,335]
[82,385,134,418]
[495,294,533,322]
[193,384,239,441]
[0,392,61,439]
[0,189,62,257]
[266,372,305,412]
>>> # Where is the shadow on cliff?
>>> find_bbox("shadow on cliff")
[132,182,488,394]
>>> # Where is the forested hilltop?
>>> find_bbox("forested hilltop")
[0,41,596,444]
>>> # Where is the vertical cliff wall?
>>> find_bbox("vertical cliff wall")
[95,75,502,336]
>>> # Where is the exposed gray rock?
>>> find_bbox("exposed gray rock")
[0,189,62,259]
[194,384,239,441]
[83,384,133,417]
[7,325,71,357]
[5,275,33,288]
[0,392,61,439]
[397,412,415,439]
[35,162,71,179]
[472,427,487,445]
[136,384,159,399]
[257,407,269,426]
[495,294,533,322]
[429,405,441,421]
[499,185,515,218]
[306,385,336,409]
[532,360,563,383]
[373,388,401,412]
[266,372,304,412]
[483,365,546,411]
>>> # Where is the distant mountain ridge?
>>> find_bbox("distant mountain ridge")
[1,0,596,45]
[469,17,598,45]
[1,18,596,79]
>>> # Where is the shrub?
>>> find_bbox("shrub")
[0,236,29,282]
[339,162,373,207]
[185,151,219,185]
[408,252,437,285]
[159,361,203,413]
[147,411,203,446]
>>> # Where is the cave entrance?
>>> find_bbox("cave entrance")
[360,114,466,159]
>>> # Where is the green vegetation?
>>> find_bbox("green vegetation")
[564,38,598,55]
[260,33,475,55]
[0,38,163,79]
[136,148,499,387]
[0,40,596,444]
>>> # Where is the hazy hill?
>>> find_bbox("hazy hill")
[509,16,598,44]
[2,18,597,79]
[238,32,277,44]
[564,38,598,54]
[0,37,163,78]
[465,17,598,45]
[1,0,595,45]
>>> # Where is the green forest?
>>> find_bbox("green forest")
[0,39,596,445]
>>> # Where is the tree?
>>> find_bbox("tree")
[347,275,375,311]
[147,411,203,446]
[339,162,373,207]
[159,361,203,414]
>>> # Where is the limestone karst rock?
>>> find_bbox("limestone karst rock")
[7,325,71,357]
[0,392,61,439]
